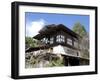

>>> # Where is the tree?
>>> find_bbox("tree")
[25,36,45,49]
[72,22,89,59]
[72,22,87,37]
[80,33,89,58]
[25,37,38,49]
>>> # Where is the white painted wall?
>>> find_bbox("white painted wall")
[53,45,79,57]
[0,0,99,81]
[53,45,66,54]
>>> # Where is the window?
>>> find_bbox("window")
[50,37,54,44]
[41,38,45,43]
[61,35,65,42]
[45,38,48,44]
[67,38,72,45]
[56,35,65,43]
[74,41,78,48]
[42,37,48,44]
[67,48,79,56]
[41,39,43,42]
[73,37,78,48]
[56,35,60,43]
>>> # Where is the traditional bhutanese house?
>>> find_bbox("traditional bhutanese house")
[26,24,89,66]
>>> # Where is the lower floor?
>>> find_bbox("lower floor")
[25,51,89,68]
[63,55,89,66]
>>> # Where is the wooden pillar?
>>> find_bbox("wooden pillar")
[64,56,69,66]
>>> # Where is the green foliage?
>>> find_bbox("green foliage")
[25,37,38,48]
[47,57,64,67]
[72,22,87,37]
[25,53,64,68]
[73,22,89,59]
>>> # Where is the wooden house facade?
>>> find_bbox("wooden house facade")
[26,24,89,67]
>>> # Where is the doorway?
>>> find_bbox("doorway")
[63,56,80,66]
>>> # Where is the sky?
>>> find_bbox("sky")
[25,12,89,37]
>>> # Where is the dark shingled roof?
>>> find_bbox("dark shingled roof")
[33,24,80,40]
